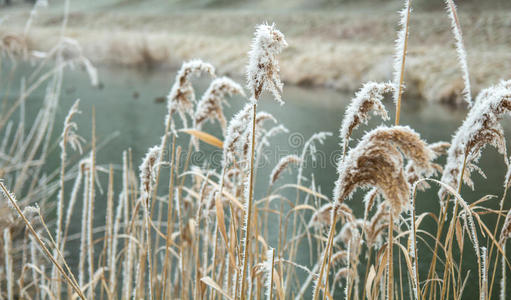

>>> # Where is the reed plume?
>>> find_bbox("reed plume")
[269,155,301,186]
[194,76,245,136]
[138,145,161,299]
[334,125,434,216]
[246,23,288,103]
[139,145,161,201]
[361,204,389,249]
[53,99,83,296]
[308,203,354,230]
[444,0,472,106]
[223,103,252,168]
[406,141,449,191]
[440,80,511,198]
[166,59,215,133]
[340,81,393,153]
[240,22,287,299]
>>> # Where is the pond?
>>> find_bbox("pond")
[5,62,511,298]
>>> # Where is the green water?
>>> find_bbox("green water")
[5,63,511,298]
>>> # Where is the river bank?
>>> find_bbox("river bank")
[2,2,511,104]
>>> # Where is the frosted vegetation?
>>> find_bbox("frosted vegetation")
[1,1,511,300]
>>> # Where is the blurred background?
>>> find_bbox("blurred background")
[1,0,511,103]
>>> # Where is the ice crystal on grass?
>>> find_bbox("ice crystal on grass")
[139,145,161,203]
[393,0,412,105]
[340,82,393,153]
[264,248,275,300]
[194,76,245,134]
[440,80,511,199]
[444,0,472,106]
[270,155,301,186]
[166,59,215,133]
[223,103,253,168]
[60,99,84,155]
[246,23,288,103]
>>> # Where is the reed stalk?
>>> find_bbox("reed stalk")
[162,135,176,299]
[388,213,394,300]
[312,212,338,300]
[240,102,258,299]
[0,182,86,300]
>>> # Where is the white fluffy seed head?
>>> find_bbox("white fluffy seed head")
[246,23,288,104]
[166,59,215,133]
[439,80,511,199]
[340,81,393,153]
[60,99,84,155]
[334,125,434,217]
[194,76,245,134]
[269,155,301,186]
[223,103,252,168]
[138,145,161,203]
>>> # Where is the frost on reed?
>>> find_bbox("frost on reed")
[481,247,488,300]
[439,80,511,199]
[166,59,215,133]
[334,125,434,216]
[246,23,288,103]
[269,154,301,186]
[194,76,245,135]
[138,145,161,299]
[139,145,161,203]
[361,204,389,249]
[239,22,287,298]
[222,103,253,168]
[56,100,83,240]
[264,248,275,300]
[444,0,472,106]
[392,0,412,112]
[54,99,83,296]
[60,100,84,156]
[406,141,449,191]
[340,82,393,153]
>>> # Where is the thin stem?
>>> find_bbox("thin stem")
[241,102,258,299]
[441,152,470,299]
[88,108,96,300]
[388,213,394,300]
[488,186,508,297]
[411,187,421,299]
[361,248,373,300]
[312,212,338,300]
[162,134,176,299]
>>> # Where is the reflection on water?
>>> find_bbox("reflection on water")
[8,63,511,297]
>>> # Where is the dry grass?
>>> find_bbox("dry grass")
[2,1,511,300]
